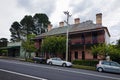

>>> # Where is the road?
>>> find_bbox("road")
[0,59,119,80]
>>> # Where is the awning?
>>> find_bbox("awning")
[0,46,20,50]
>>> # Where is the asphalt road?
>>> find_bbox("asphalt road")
[0,59,120,80]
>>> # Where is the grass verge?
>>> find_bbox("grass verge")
[72,64,96,71]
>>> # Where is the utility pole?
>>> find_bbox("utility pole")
[64,11,71,61]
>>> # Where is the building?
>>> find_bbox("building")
[34,13,110,61]
[0,41,35,58]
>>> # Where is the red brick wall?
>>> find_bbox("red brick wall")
[97,31,105,43]
[85,33,92,44]
[85,50,93,59]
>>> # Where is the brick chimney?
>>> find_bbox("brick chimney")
[74,18,80,24]
[59,21,64,27]
[47,24,52,31]
[96,13,102,25]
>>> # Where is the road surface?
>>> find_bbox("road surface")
[0,59,119,80]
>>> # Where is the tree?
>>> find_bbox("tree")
[41,36,66,57]
[108,45,120,63]
[91,43,109,59]
[33,13,50,35]
[9,21,22,42]
[91,43,120,63]
[10,13,51,42]
[22,34,37,60]
[20,15,35,39]
[116,38,120,48]
[0,38,8,47]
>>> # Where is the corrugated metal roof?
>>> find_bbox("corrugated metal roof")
[35,20,110,39]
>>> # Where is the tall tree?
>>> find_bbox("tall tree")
[20,15,35,39]
[10,13,50,42]
[33,13,50,35]
[9,21,22,42]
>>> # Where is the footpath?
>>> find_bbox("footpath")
[0,56,25,61]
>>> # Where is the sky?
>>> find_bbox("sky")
[0,0,120,43]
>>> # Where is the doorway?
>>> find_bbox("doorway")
[82,51,85,60]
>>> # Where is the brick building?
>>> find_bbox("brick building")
[34,13,110,61]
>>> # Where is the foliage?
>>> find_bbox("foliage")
[72,60,98,67]
[9,21,22,42]
[10,13,50,42]
[91,43,120,63]
[33,13,50,34]
[72,65,96,71]
[91,43,109,58]
[20,15,35,37]
[116,38,120,48]
[41,36,66,56]
[0,50,8,56]
[108,45,120,63]
[0,38,8,47]
[22,34,37,60]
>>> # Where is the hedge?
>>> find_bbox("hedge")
[72,60,99,67]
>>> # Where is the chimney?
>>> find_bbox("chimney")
[59,21,64,27]
[74,18,80,24]
[47,24,52,31]
[96,13,102,25]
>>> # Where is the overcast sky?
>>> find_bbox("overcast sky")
[0,0,120,43]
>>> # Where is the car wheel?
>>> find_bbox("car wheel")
[62,63,67,67]
[48,62,52,65]
[97,67,103,72]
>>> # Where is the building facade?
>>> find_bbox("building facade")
[34,13,110,61]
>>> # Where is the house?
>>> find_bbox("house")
[34,13,110,61]
[0,41,35,58]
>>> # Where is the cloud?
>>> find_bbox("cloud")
[0,0,120,43]
[0,0,27,39]
[109,23,120,43]
[17,0,57,17]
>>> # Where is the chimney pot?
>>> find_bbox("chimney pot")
[48,24,52,31]
[59,21,64,27]
[96,13,102,25]
[74,18,80,24]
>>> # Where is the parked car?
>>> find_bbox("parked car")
[47,57,72,67]
[32,57,46,64]
[96,60,120,73]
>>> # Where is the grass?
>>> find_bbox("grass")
[72,64,96,71]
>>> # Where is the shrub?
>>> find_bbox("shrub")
[72,60,98,67]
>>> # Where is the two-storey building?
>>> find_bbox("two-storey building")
[34,13,110,61]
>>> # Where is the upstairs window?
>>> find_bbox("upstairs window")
[75,51,78,59]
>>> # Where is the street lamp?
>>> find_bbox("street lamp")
[64,11,71,61]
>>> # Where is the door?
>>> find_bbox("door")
[82,51,85,60]
[102,61,111,72]
[110,62,120,73]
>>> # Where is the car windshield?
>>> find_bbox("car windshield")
[56,58,62,61]
[111,62,120,67]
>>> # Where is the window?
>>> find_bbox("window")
[102,61,110,65]
[110,62,120,66]
[81,34,85,44]
[82,51,85,60]
[92,32,98,43]
[75,51,78,59]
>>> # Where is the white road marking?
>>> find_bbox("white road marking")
[0,69,47,80]
[0,59,120,80]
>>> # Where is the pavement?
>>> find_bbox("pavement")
[0,56,25,61]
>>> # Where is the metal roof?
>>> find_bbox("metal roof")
[35,20,110,39]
